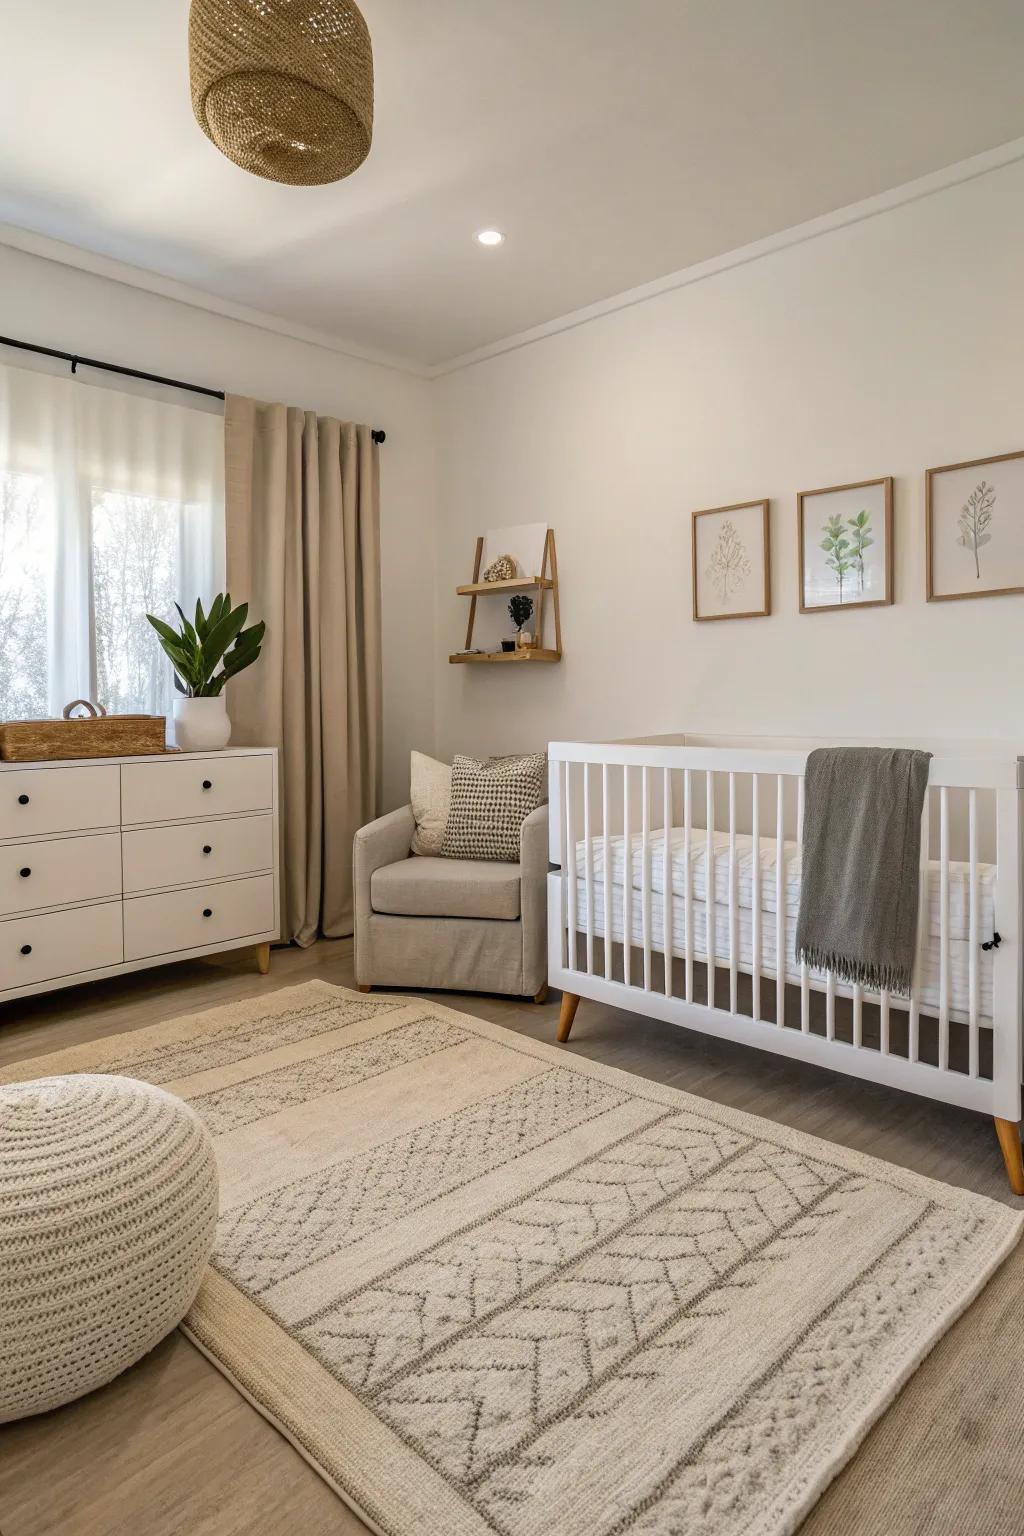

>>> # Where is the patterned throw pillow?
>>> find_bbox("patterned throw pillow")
[441,753,547,862]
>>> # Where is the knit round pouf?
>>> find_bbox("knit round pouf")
[0,1074,218,1422]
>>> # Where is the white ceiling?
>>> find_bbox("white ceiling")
[1,1,1023,371]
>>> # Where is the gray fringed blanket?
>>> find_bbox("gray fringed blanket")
[795,746,932,997]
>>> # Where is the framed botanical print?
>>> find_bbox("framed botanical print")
[691,499,771,621]
[798,477,893,612]
[926,450,1024,601]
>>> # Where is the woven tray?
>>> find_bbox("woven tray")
[0,700,168,762]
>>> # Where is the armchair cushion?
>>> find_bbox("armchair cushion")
[371,857,521,921]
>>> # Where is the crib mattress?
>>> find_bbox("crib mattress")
[572,829,995,1021]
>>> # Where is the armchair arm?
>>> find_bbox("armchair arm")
[520,803,550,886]
[355,804,415,887]
[519,804,550,995]
[354,805,415,944]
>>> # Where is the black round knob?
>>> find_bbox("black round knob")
[20,943,31,955]
[19,867,30,879]
[202,845,212,855]
[17,794,29,805]
[202,779,212,790]
[202,907,213,918]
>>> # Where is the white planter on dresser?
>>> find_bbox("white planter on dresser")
[0,748,279,1002]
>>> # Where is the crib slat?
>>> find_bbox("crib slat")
[622,767,632,988]
[557,759,568,969]
[728,772,738,1014]
[968,789,979,1077]
[641,766,652,991]
[775,774,785,1028]
[826,970,835,1040]
[797,774,809,1032]
[853,983,863,1048]
[706,771,716,1006]
[751,773,761,1023]
[909,790,930,1063]
[583,764,595,977]
[603,764,612,982]
[684,768,694,1003]
[939,786,950,1070]
[880,989,890,1054]
[565,760,577,972]
[663,768,674,999]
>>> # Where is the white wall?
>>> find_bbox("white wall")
[0,244,436,807]
[433,158,1024,762]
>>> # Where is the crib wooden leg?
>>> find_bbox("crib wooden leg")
[557,993,581,1043]
[994,1118,1024,1196]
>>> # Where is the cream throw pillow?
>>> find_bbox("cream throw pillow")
[410,751,452,856]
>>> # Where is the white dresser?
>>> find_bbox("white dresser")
[0,747,279,1002]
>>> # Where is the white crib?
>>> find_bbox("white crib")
[547,735,1024,1192]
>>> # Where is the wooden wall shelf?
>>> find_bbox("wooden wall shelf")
[451,529,562,666]
[449,648,561,665]
[455,576,553,596]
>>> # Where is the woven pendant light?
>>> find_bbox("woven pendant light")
[188,0,373,186]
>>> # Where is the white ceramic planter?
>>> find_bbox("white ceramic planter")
[173,697,231,752]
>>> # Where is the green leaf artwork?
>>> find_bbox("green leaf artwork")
[821,514,855,602]
[846,508,873,593]
[957,480,995,580]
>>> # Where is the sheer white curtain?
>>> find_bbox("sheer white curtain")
[0,360,224,721]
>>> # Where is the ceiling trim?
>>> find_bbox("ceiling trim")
[1,136,1021,381]
[0,221,431,379]
[428,135,1024,377]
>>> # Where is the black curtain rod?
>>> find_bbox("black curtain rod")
[0,334,386,444]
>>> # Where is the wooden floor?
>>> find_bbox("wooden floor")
[1,938,1023,1536]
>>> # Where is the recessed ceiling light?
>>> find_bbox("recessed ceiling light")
[475,229,505,247]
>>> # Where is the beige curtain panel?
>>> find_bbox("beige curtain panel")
[225,395,382,946]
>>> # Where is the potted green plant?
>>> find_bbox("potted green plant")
[147,594,265,751]
[508,593,535,650]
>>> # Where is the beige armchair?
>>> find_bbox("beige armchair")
[353,803,549,1000]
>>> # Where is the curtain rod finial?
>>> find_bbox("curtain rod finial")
[372,429,385,444]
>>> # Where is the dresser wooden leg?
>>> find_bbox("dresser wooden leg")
[255,942,271,976]
[557,992,581,1043]
[994,1118,1024,1195]
[358,983,373,993]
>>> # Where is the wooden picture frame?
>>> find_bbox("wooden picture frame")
[691,500,771,621]
[926,450,1024,602]
[798,477,893,613]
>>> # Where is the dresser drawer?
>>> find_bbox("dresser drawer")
[0,765,120,841]
[120,755,273,826]
[0,832,122,916]
[123,874,275,961]
[122,814,274,893]
[0,901,123,993]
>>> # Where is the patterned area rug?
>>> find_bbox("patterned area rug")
[7,981,1020,1536]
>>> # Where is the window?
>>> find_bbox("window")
[0,469,48,720]
[0,361,224,721]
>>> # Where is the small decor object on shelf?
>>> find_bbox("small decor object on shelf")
[147,593,266,752]
[692,500,771,621]
[483,553,518,582]
[508,593,535,650]
[189,0,373,186]
[926,450,1024,601]
[798,478,893,613]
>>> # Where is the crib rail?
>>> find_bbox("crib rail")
[548,740,1023,1122]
